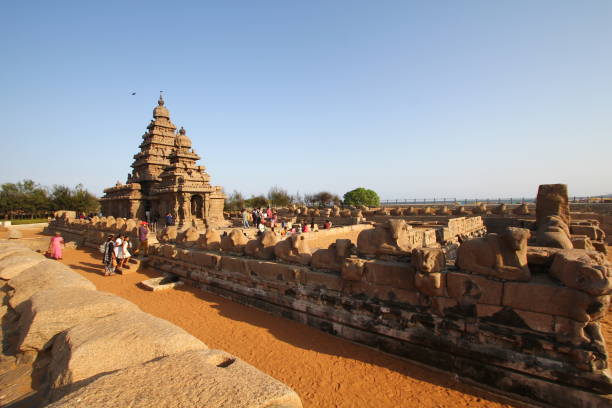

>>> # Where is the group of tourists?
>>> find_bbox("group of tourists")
[100,234,132,276]
[241,208,334,236]
[99,221,149,276]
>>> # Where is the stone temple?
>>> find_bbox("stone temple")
[100,94,225,227]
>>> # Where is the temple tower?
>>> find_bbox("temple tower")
[129,93,178,197]
[101,95,226,228]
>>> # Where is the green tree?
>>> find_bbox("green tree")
[267,186,292,207]
[343,187,380,207]
[225,190,245,211]
[245,195,268,209]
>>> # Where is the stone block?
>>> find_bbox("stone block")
[0,253,46,280]
[364,260,416,290]
[514,309,554,333]
[571,225,599,240]
[246,260,305,284]
[446,272,503,305]
[340,257,366,281]
[304,270,342,291]
[0,246,33,261]
[431,297,459,316]
[46,350,302,408]
[191,251,221,270]
[476,304,502,318]
[17,287,140,351]
[503,276,600,322]
[8,260,96,309]
[414,271,446,297]
[49,311,207,393]
[526,246,560,266]
[138,277,184,291]
[221,256,248,275]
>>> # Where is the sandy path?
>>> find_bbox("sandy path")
[52,243,531,408]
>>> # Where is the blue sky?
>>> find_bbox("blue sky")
[1,1,611,200]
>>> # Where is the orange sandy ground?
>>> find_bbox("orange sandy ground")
[9,227,612,408]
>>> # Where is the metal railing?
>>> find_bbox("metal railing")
[380,196,611,205]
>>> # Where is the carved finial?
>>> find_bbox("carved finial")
[179,126,186,135]
[158,91,164,106]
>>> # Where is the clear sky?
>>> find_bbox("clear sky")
[1,1,611,200]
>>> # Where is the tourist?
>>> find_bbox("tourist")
[266,207,272,220]
[324,219,332,229]
[121,236,132,268]
[251,208,258,228]
[138,221,149,256]
[258,222,266,233]
[302,223,310,233]
[113,235,123,270]
[102,235,116,276]
[47,232,64,260]
[242,209,250,228]
[165,212,174,226]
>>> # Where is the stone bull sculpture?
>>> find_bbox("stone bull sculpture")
[456,227,531,281]
[245,231,279,260]
[357,219,413,257]
[274,235,312,265]
[311,239,355,272]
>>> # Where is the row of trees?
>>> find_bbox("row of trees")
[0,180,100,219]
[225,186,380,211]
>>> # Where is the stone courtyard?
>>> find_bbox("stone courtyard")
[0,98,610,408]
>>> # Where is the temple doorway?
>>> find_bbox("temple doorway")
[191,195,204,219]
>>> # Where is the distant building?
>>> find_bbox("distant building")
[100,94,225,227]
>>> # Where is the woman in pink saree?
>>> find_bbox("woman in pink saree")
[48,232,64,260]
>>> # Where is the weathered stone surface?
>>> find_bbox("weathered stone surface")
[49,311,208,392]
[221,229,249,254]
[364,260,416,290]
[0,246,33,261]
[549,249,611,296]
[447,272,503,305]
[526,246,561,266]
[536,184,570,226]
[502,276,605,322]
[357,219,414,256]
[514,309,555,333]
[415,272,446,297]
[247,260,305,283]
[304,270,342,291]
[138,276,184,291]
[191,251,221,270]
[0,252,46,280]
[8,260,96,309]
[199,229,221,250]
[311,239,354,272]
[456,228,531,281]
[46,349,303,408]
[221,255,249,275]
[341,257,366,281]
[411,248,445,274]
[17,287,140,351]
[274,235,312,265]
[244,231,279,260]
[536,215,573,249]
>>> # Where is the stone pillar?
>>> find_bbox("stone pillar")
[536,184,570,226]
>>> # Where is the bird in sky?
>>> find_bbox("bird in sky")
[131,92,136,95]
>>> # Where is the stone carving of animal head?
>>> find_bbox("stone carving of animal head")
[501,227,530,251]
[411,248,445,274]
[386,219,408,241]
[550,250,612,296]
